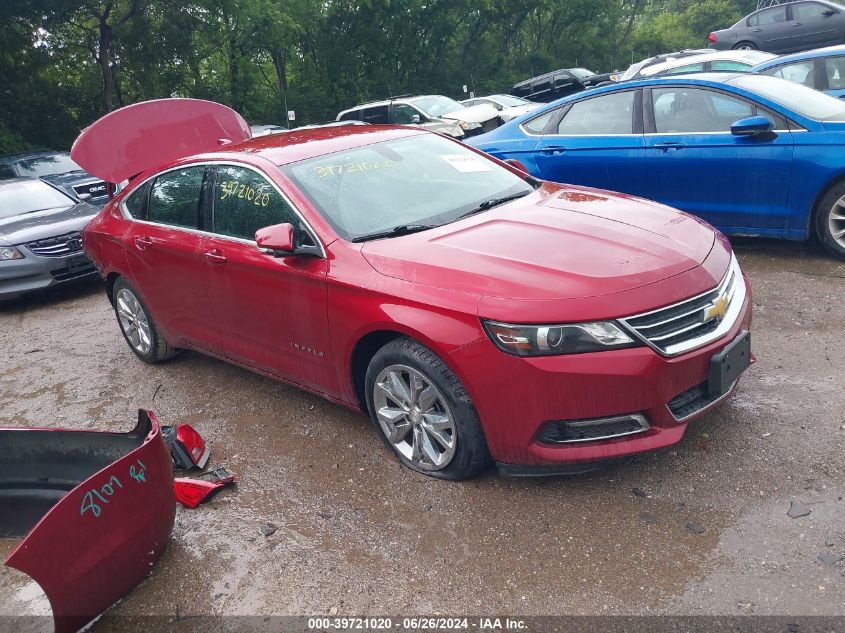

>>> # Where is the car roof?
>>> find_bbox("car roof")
[0,176,50,189]
[0,151,69,163]
[752,43,845,69]
[196,124,425,166]
[344,95,445,111]
[641,50,775,75]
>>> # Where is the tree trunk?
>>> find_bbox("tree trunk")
[98,20,115,112]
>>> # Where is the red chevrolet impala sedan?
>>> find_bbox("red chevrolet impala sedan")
[78,99,752,479]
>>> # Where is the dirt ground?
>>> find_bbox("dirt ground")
[1,237,843,628]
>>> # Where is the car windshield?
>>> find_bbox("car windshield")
[730,74,845,121]
[281,133,534,241]
[0,180,74,220]
[491,94,532,107]
[409,96,464,118]
[569,68,595,79]
[16,154,82,177]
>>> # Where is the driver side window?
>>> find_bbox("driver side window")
[212,166,298,241]
[390,104,421,125]
[652,88,754,134]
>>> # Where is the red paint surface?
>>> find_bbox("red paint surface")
[71,98,250,183]
[81,116,753,468]
[4,414,175,633]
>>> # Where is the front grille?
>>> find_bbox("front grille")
[537,414,649,444]
[619,256,745,356]
[25,231,83,257]
[667,380,735,421]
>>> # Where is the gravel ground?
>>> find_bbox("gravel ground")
[0,237,843,628]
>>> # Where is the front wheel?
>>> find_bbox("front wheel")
[112,278,179,363]
[815,182,845,260]
[365,337,490,479]
[733,41,757,50]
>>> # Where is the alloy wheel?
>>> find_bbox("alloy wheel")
[829,195,845,249]
[372,364,457,471]
[115,288,152,355]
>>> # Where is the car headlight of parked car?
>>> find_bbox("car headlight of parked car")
[483,320,637,356]
[0,246,24,261]
[459,121,481,131]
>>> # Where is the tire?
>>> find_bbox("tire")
[814,180,845,260]
[364,337,490,480]
[733,41,757,50]
[112,277,179,363]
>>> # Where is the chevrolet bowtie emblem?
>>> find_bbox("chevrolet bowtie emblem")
[703,295,729,322]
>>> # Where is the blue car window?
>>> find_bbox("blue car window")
[522,110,556,134]
[763,61,816,88]
[557,91,634,135]
[825,57,845,90]
[653,88,754,134]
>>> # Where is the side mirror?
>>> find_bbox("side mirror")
[823,8,836,16]
[731,115,774,137]
[255,222,294,255]
[410,114,421,124]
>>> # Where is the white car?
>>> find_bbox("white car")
[460,94,541,122]
[336,95,500,139]
[635,49,776,78]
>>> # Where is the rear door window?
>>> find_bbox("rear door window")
[212,165,298,241]
[359,106,389,124]
[147,167,206,229]
[557,91,634,135]
[664,62,705,75]
[711,60,752,71]
[748,6,787,26]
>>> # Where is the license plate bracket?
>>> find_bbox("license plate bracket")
[708,330,751,396]
[66,254,91,274]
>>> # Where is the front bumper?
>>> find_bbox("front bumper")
[0,244,97,299]
[449,283,753,469]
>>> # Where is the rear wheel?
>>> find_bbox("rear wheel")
[112,278,179,363]
[733,41,757,50]
[815,181,845,260]
[365,337,490,480]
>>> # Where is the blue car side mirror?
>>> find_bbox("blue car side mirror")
[731,115,774,136]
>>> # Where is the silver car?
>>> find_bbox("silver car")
[0,178,99,300]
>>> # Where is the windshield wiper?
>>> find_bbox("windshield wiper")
[457,190,532,220]
[351,224,435,243]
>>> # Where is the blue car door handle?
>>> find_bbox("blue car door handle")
[654,142,685,152]
[540,145,566,155]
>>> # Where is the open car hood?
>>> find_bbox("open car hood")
[1,411,176,633]
[71,98,251,183]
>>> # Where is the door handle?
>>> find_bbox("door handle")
[653,142,685,152]
[134,235,153,250]
[792,22,803,26]
[540,145,566,155]
[204,249,227,264]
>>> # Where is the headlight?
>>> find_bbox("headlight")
[459,121,481,131]
[483,320,637,356]
[0,246,23,261]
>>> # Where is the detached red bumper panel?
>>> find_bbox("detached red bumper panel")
[0,410,176,633]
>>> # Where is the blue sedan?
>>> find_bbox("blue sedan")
[466,73,845,259]
[751,44,845,98]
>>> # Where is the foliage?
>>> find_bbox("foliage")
[0,0,757,153]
